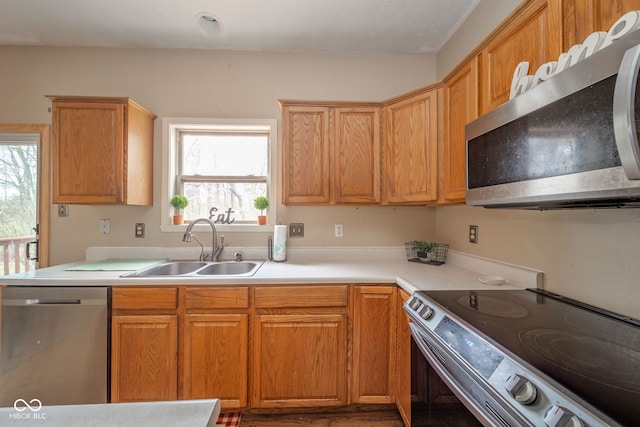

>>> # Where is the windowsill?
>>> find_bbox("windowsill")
[160,223,275,233]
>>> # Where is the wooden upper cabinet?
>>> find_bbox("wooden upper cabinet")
[382,89,439,205]
[563,0,640,49]
[333,107,380,204]
[281,104,331,205]
[441,57,478,204]
[47,95,156,205]
[281,102,380,205]
[479,0,563,114]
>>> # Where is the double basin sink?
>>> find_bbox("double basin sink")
[122,260,265,278]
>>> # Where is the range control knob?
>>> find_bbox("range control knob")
[418,305,434,320]
[408,297,422,310]
[544,405,584,427]
[504,374,537,405]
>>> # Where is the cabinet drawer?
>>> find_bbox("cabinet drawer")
[112,287,178,310]
[254,285,348,308]
[184,287,249,309]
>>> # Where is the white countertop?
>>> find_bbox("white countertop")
[0,399,220,427]
[0,247,543,293]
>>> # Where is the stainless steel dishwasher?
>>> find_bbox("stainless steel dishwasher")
[0,286,109,407]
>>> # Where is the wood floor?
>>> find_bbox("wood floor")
[239,404,482,426]
[240,405,405,426]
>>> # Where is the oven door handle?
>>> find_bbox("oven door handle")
[409,323,447,365]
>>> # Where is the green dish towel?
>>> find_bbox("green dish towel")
[65,258,167,271]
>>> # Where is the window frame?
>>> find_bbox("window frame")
[161,117,278,233]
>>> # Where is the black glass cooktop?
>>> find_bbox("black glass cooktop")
[417,288,640,426]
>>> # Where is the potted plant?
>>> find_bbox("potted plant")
[253,196,269,225]
[171,194,189,225]
[412,240,434,259]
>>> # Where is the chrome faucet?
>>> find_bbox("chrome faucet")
[182,218,224,261]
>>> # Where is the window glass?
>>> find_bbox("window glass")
[182,182,267,223]
[168,122,274,226]
[180,133,268,176]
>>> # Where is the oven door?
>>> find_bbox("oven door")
[409,323,533,427]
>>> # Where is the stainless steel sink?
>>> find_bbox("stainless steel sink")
[122,260,264,277]
[133,261,208,276]
[196,261,259,276]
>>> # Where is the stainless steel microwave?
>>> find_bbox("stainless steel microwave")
[465,30,640,209]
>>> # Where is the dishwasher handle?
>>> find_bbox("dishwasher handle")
[2,298,104,306]
[27,299,81,305]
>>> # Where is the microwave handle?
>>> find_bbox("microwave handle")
[614,44,640,179]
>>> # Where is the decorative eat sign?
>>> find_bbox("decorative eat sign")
[208,207,236,224]
[510,10,640,99]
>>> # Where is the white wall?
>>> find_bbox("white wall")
[4,0,639,319]
[437,0,522,79]
[0,46,438,265]
[435,0,640,318]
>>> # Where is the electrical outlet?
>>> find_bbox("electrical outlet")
[289,223,304,238]
[335,224,344,237]
[135,223,145,238]
[469,225,478,244]
[58,204,69,217]
[100,219,111,234]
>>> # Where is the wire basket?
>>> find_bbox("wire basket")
[405,241,449,266]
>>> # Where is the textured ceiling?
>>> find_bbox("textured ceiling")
[0,0,481,54]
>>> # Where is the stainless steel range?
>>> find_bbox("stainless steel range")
[404,288,640,426]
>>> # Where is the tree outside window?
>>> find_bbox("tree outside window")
[174,126,273,225]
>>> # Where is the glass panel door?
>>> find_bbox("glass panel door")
[0,133,38,276]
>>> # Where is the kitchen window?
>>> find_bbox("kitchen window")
[162,118,277,231]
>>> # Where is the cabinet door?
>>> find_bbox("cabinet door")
[441,58,478,203]
[282,105,331,204]
[252,314,347,407]
[182,314,248,409]
[351,286,397,404]
[396,289,411,426]
[480,0,562,113]
[563,0,640,49]
[111,315,178,402]
[383,90,438,204]
[52,101,125,204]
[333,107,380,204]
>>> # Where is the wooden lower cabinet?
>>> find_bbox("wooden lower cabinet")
[111,287,179,403]
[351,285,397,404]
[182,314,248,408]
[182,287,249,409]
[252,285,349,408]
[111,315,178,402]
[252,313,348,407]
[396,289,412,426]
[111,284,409,412]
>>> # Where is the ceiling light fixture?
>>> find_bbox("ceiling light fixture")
[196,12,223,35]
